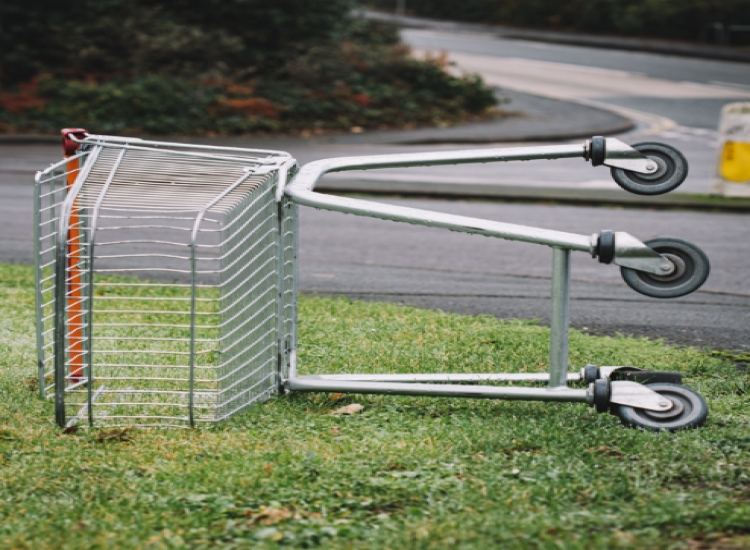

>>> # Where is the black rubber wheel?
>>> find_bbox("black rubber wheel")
[617,383,708,431]
[610,142,688,195]
[621,237,709,299]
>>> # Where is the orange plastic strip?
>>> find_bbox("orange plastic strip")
[65,155,84,381]
[61,128,87,382]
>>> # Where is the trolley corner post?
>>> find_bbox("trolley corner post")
[549,247,572,389]
[61,129,89,384]
[53,128,88,426]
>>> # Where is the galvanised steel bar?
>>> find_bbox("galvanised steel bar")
[287,377,592,403]
[36,157,86,399]
[276,177,286,394]
[285,144,595,252]
[33,170,46,397]
[76,133,292,160]
[549,248,572,389]
[85,147,128,426]
[188,169,258,427]
[292,373,582,383]
[54,146,102,427]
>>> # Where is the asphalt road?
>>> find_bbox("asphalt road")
[297,29,750,353]
[2,30,749,354]
[390,28,750,195]
[299,198,750,353]
[302,30,750,352]
[403,28,750,127]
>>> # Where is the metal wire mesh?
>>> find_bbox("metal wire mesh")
[35,137,296,428]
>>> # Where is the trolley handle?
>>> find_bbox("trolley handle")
[284,138,658,258]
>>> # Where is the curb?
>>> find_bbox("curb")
[365,10,750,64]
[317,179,750,213]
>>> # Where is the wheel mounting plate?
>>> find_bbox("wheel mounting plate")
[609,380,673,412]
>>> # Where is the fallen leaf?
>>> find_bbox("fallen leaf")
[94,427,134,443]
[62,425,79,435]
[264,463,274,475]
[330,403,364,415]
[252,507,293,525]
[588,445,623,457]
[330,393,347,401]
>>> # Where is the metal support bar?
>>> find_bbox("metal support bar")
[287,377,591,403]
[296,372,582,383]
[549,248,571,389]
[286,144,598,252]
[285,140,660,256]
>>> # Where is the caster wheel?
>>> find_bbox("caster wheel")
[617,383,708,432]
[611,142,688,195]
[621,237,709,298]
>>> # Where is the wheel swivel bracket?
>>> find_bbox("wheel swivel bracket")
[584,137,658,174]
[592,379,673,413]
[590,231,674,275]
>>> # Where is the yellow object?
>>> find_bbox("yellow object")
[720,141,750,183]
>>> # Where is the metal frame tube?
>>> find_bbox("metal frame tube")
[281,145,595,405]
[549,248,572,388]
[275,174,286,393]
[297,373,581,383]
[188,169,259,428]
[33,171,46,397]
[54,146,101,427]
[85,147,128,426]
[76,133,292,160]
[285,145,594,252]
[286,377,591,403]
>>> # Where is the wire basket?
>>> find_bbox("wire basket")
[35,134,298,428]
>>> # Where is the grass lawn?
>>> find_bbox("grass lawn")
[1,261,749,549]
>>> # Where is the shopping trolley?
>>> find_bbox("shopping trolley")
[35,129,710,431]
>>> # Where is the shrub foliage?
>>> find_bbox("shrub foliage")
[0,0,497,134]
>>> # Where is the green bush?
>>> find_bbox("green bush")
[0,1,498,135]
[368,0,750,43]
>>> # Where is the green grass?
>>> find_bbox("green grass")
[1,261,749,549]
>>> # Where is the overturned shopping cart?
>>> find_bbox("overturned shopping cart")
[35,129,710,431]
